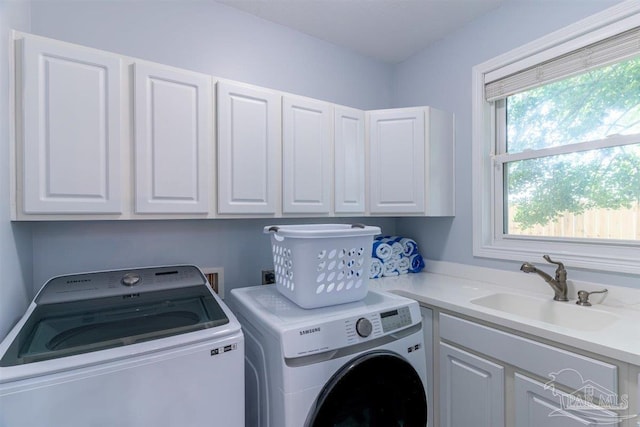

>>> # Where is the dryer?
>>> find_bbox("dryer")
[229,285,428,427]
[0,265,244,427]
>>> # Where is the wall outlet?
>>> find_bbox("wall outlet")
[202,267,225,298]
[262,269,275,285]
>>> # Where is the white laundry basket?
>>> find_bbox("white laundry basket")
[264,224,381,308]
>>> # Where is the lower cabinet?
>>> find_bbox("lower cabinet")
[439,342,504,427]
[514,373,620,427]
[431,310,626,427]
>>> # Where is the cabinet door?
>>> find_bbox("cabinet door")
[334,106,365,213]
[368,108,425,214]
[217,81,280,214]
[440,342,505,427]
[133,62,212,214]
[19,36,122,214]
[420,307,435,427]
[515,374,621,427]
[282,96,332,214]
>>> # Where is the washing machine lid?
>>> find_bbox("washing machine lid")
[0,266,229,367]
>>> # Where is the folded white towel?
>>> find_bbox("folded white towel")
[397,257,411,274]
[369,258,383,279]
[382,258,399,277]
[373,241,393,260]
[390,242,403,258]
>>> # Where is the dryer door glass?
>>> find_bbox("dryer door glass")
[306,351,427,427]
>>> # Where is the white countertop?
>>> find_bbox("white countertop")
[368,260,640,366]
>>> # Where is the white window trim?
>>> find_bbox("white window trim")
[472,0,640,275]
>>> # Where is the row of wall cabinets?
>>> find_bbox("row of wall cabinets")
[12,32,455,220]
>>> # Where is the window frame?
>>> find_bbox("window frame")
[472,1,640,275]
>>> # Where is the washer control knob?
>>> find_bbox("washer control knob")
[121,273,141,287]
[356,318,373,338]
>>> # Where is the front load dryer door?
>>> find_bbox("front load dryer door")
[305,350,427,427]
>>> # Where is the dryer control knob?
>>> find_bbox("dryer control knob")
[356,318,373,338]
[121,273,141,287]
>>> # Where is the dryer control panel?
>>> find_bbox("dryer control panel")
[282,302,420,358]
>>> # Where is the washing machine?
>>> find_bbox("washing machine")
[0,265,244,427]
[228,285,428,427]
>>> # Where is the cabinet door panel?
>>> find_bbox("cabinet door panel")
[334,106,365,213]
[440,342,504,427]
[217,82,280,214]
[20,36,122,214]
[134,62,211,214]
[282,96,331,214]
[515,374,620,427]
[368,108,425,213]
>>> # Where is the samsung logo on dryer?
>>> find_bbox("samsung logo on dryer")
[299,327,321,336]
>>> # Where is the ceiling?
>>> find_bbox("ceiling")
[216,0,505,63]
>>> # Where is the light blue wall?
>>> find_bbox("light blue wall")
[393,0,636,287]
[0,2,32,339]
[30,0,393,110]
[30,218,396,296]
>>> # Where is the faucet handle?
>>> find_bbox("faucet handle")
[543,255,565,270]
[543,255,567,281]
[576,289,608,306]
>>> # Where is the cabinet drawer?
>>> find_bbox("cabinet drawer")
[439,313,617,393]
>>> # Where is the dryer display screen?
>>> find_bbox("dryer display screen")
[380,306,412,332]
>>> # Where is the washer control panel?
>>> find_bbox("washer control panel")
[283,302,419,358]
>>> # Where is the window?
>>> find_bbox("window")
[472,2,640,274]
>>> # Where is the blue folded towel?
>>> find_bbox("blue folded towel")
[370,235,425,278]
[400,237,418,257]
[409,254,425,273]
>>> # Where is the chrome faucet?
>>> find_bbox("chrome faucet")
[520,255,568,301]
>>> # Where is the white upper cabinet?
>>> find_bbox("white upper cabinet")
[133,62,212,214]
[368,107,425,214]
[13,33,456,221]
[334,106,365,214]
[282,96,332,214]
[217,81,281,214]
[18,35,122,215]
[368,106,454,216]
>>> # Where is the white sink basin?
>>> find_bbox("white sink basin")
[470,293,618,331]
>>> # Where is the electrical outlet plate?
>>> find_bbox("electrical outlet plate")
[202,267,225,299]
[262,269,275,285]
